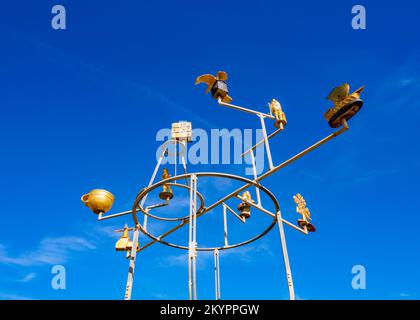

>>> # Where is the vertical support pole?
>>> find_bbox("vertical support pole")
[259,115,274,170]
[142,146,166,230]
[222,204,228,247]
[214,249,221,300]
[174,142,177,181]
[181,140,189,185]
[188,174,198,300]
[249,149,262,206]
[124,226,140,300]
[276,210,295,300]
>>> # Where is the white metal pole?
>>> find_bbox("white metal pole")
[188,175,198,300]
[249,149,262,205]
[124,226,140,300]
[214,249,221,300]
[223,205,228,247]
[276,210,295,300]
[259,115,274,170]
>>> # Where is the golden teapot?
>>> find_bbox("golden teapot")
[81,189,114,214]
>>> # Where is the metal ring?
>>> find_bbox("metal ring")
[132,172,280,251]
[160,139,186,157]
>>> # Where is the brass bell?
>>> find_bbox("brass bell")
[237,191,253,219]
[81,189,114,214]
[159,168,174,200]
[269,99,287,129]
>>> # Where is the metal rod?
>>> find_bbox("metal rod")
[223,205,228,246]
[188,175,198,300]
[174,142,177,180]
[214,249,221,300]
[222,202,245,223]
[142,146,166,230]
[98,209,138,221]
[242,124,283,158]
[259,115,274,170]
[124,226,140,300]
[204,120,349,214]
[218,98,275,119]
[249,149,261,206]
[181,140,189,185]
[276,211,295,300]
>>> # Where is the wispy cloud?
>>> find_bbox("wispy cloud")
[0,236,95,266]
[0,292,35,300]
[16,272,37,283]
[399,293,411,297]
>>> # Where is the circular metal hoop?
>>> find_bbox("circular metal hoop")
[160,139,186,157]
[132,172,280,251]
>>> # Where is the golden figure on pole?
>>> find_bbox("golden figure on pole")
[159,168,174,200]
[269,98,287,128]
[115,225,139,252]
[195,71,232,103]
[324,83,365,128]
[293,193,315,232]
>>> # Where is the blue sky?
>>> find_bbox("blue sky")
[0,0,419,300]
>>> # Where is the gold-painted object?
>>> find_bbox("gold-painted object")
[237,191,254,219]
[293,193,316,232]
[269,99,287,128]
[81,189,115,214]
[171,121,192,142]
[324,83,365,128]
[159,168,174,200]
[115,225,139,252]
[195,71,233,103]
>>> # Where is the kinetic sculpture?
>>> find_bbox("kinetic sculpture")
[81,71,365,300]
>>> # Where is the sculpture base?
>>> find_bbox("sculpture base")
[328,99,363,128]
[298,219,316,232]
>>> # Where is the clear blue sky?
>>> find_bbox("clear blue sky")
[0,0,419,300]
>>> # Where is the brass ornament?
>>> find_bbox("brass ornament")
[195,71,232,103]
[159,168,174,200]
[237,191,254,219]
[269,99,287,128]
[81,189,114,214]
[293,193,316,232]
[324,84,365,128]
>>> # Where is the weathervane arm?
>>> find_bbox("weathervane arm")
[97,209,139,221]
[135,220,188,253]
[217,97,275,119]
[242,126,284,158]
[204,119,349,213]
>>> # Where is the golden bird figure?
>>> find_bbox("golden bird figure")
[195,71,232,103]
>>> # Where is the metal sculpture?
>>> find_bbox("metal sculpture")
[81,71,365,300]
